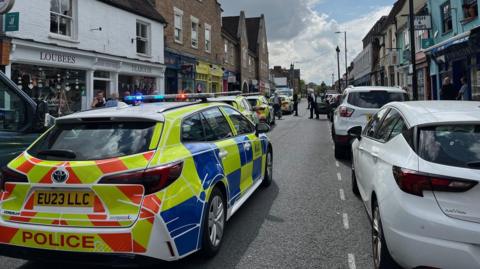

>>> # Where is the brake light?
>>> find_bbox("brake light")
[392,166,477,197]
[99,162,183,195]
[339,106,354,117]
[0,167,28,191]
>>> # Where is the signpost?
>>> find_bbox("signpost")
[414,15,432,31]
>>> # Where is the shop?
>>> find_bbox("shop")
[415,52,431,100]
[164,51,196,94]
[7,40,165,116]
[195,61,224,93]
[223,70,238,92]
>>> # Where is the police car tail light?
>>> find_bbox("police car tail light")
[339,106,354,117]
[0,168,28,191]
[99,161,184,195]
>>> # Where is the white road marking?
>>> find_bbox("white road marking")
[348,254,356,269]
[343,213,349,229]
[335,161,340,167]
[339,189,345,201]
[337,172,342,181]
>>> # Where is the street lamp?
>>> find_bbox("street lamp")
[408,0,418,100]
[335,31,348,88]
[336,46,341,93]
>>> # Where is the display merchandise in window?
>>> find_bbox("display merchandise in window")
[118,75,156,99]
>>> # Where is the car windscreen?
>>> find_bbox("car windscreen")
[347,91,407,109]
[419,125,480,169]
[247,99,257,108]
[28,122,156,161]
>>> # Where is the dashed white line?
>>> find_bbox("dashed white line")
[348,253,356,269]
[337,172,342,181]
[339,189,345,201]
[335,161,340,168]
[343,213,350,230]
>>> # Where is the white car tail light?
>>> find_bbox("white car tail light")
[339,106,354,117]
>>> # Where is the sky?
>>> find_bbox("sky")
[219,0,394,85]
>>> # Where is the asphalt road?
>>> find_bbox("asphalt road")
[1,101,374,269]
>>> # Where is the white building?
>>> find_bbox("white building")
[5,0,166,116]
[351,44,372,86]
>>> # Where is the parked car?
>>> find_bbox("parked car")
[210,96,259,124]
[245,95,275,125]
[332,86,408,159]
[351,101,480,269]
[0,72,47,168]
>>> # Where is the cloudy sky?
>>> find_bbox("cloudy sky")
[219,0,393,85]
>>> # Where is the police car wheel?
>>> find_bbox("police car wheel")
[262,149,273,187]
[202,187,226,257]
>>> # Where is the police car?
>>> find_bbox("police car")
[208,95,259,124]
[244,95,275,125]
[0,94,273,264]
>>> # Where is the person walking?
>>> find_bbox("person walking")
[308,90,319,119]
[457,77,471,101]
[293,92,299,116]
[440,77,457,100]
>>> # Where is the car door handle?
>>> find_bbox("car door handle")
[219,150,228,159]
[358,146,366,151]
[244,143,251,151]
[371,151,379,162]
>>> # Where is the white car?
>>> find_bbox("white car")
[332,86,408,159]
[351,101,480,269]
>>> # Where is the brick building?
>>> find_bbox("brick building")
[270,65,301,93]
[153,0,224,93]
[222,12,270,93]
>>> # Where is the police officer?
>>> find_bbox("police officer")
[293,92,299,116]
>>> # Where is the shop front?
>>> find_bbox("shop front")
[415,52,430,100]
[7,39,165,116]
[164,51,196,94]
[195,61,224,93]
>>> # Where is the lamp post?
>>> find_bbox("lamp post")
[336,46,341,93]
[335,31,348,88]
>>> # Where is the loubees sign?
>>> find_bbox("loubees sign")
[0,0,14,14]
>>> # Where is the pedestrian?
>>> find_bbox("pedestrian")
[273,93,282,120]
[457,77,471,101]
[308,90,319,119]
[293,92,299,116]
[105,93,119,107]
[440,77,457,100]
[91,91,106,108]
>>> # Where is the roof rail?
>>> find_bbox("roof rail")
[240,92,264,97]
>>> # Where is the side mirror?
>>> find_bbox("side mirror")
[348,126,362,141]
[35,101,54,129]
[256,123,270,135]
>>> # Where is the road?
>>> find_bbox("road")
[1,101,374,269]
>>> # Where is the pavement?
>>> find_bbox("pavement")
[0,101,374,269]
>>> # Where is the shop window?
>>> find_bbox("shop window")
[174,7,183,43]
[205,24,212,53]
[463,0,478,21]
[441,1,453,33]
[191,17,199,49]
[50,0,74,37]
[118,75,156,98]
[136,21,150,56]
[0,83,27,132]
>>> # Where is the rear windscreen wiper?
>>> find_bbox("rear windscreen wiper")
[37,149,77,159]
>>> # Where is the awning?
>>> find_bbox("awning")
[196,61,210,75]
[425,31,470,55]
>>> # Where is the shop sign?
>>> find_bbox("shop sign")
[0,0,15,15]
[95,59,120,69]
[40,51,76,64]
[4,12,18,32]
[414,16,431,30]
[132,64,152,74]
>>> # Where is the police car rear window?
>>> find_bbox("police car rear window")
[28,122,156,161]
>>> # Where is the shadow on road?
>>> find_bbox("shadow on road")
[20,181,280,269]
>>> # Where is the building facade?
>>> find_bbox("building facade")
[154,0,223,94]
[5,0,166,116]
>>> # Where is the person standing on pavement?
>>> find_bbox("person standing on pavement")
[293,92,299,116]
[440,77,457,100]
[273,93,282,120]
[457,77,471,100]
[308,90,319,119]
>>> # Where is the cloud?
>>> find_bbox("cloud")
[219,0,391,84]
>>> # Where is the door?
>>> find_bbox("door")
[221,106,261,197]
[0,79,38,167]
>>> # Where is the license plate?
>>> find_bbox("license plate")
[366,114,373,122]
[34,190,94,207]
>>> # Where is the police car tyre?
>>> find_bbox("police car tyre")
[351,163,360,196]
[262,149,273,187]
[372,200,397,269]
[201,187,226,257]
[334,143,347,159]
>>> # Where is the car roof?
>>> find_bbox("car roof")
[345,86,406,93]
[388,101,480,127]
[56,102,203,123]
[209,96,242,102]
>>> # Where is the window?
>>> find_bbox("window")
[364,108,389,138]
[28,122,155,161]
[202,108,233,140]
[0,84,27,132]
[50,0,74,37]
[136,21,150,55]
[191,17,199,49]
[463,0,478,20]
[222,107,255,135]
[374,110,406,142]
[441,1,453,33]
[182,113,205,142]
[347,91,408,109]
[174,8,183,43]
[205,24,212,53]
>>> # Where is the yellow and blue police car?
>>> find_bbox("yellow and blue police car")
[244,95,275,125]
[0,94,273,264]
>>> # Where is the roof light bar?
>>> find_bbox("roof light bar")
[124,91,243,105]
